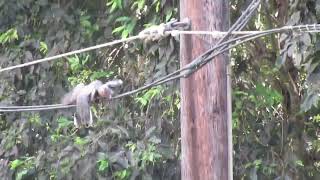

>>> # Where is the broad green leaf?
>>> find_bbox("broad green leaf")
[10,159,24,170]
[97,159,109,171]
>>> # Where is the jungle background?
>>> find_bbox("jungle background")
[1,0,320,179]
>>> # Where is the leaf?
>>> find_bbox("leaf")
[126,20,136,34]
[74,137,89,146]
[16,169,28,180]
[10,159,24,170]
[110,3,117,12]
[145,126,156,139]
[112,26,125,34]
[148,136,161,144]
[121,29,129,38]
[295,160,304,167]
[57,117,73,129]
[155,1,160,12]
[90,70,114,80]
[301,92,319,112]
[138,0,145,10]
[97,159,109,172]
[165,10,173,22]
[82,54,90,65]
[135,97,148,106]
[115,16,131,23]
[39,41,48,54]
[126,142,137,152]
[116,0,123,9]
[114,169,131,180]
[116,125,130,138]
[0,28,18,44]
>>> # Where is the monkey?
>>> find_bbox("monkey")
[61,79,123,128]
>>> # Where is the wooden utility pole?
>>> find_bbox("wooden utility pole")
[180,0,231,180]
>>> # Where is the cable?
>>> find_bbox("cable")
[0,104,75,109]
[0,1,257,74]
[3,1,320,111]
[118,0,262,95]
[1,24,319,112]
[0,0,262,111]
[113,0,261,98]
[168,30,261,37]
[0,18,189,74]
[0,35,146,73]
[0,104,75,112]
[113,24,320,99]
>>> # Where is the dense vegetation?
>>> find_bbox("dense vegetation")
[1,0,320,179]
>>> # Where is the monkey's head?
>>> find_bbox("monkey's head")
[97,85,114,99]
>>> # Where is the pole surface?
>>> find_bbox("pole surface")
[180,0,230,179]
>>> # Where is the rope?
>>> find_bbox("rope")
[0,35,146,73]
[0,104,75,112]
[3,1,320,112]
[0,104,75,109]
[0,0,261,112]
[1,24,319,112]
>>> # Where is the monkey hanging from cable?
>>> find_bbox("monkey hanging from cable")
[61,79,123,128]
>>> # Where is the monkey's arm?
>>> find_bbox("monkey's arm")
[97,79,123,99]
[104,79,123,88]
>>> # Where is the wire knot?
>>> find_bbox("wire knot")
[139,18,191,41]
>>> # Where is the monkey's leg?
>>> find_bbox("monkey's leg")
[73,113,81,128]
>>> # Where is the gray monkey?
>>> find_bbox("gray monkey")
[62,80,123,128]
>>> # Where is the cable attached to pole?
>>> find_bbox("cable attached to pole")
[2,0,320,112]
[1,23,319,112]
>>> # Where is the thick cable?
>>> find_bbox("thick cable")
[0,104,75,109]
[113,24,320,99]
[0,35,145,73]
[0,0,262,110]
[0,104,75,112]
[1,24,319,111]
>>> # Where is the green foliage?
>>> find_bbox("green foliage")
[10,157,35,180]
[254,83,283,107]
[231,0,320,178]
[39,41,48,54]
[0,28,18,44]
[0,0,180,179]
[97,158,109,172]
[5,0,320,179]
[112,16,136,38]
[10,159,24,170]
[135,86,163,108]
[114,169,131,180]
[57,116,73,130]
[68,54,90,73]
[28,113,41,126]
[140,144,162,168]
[67,54,114,85]
[295,160,304,167]
[107,0,123,13]
[74,137,89,146]
[80,12,99,38]
[50,116,73,142]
